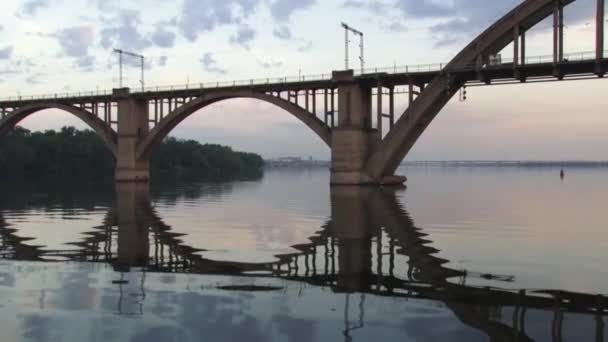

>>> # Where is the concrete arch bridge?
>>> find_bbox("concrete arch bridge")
[0,0,606,185]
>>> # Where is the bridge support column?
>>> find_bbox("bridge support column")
[330,71,406,186]
[330,71,378,185]
[114,88,150,183]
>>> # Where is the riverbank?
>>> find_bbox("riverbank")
[0,126,264,182]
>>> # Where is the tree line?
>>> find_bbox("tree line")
[0,127,264,182]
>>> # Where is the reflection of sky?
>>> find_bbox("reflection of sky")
[0,262,501,342]
[0,261,602,342]
[0,168,606,340]
[153,169,331,263]
[1,208,108,251]
[2,167,608,292]
[399,165,608,292]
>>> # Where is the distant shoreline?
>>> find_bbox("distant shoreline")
[264,159,608,169]
[401,161,608,168]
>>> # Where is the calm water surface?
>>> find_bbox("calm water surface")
[0,166,606,341]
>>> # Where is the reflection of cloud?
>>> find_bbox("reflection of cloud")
[131,326,189,342]
[0,272,15,287]
[273,315,317,342]
[22,314,51,342]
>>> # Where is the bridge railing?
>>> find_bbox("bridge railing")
[356,49,607,75]
[1,50,606,103]
[0,89,113,103]
[499,49,602,66]
[133,73,334,94]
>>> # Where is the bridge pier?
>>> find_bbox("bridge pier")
[114,88,150,183]
[330,71,406,186]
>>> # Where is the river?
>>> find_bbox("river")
[0,165,605,341]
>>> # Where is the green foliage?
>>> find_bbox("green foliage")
[0,126,264,183]
[150,137,264,181]
[0,126,114,182]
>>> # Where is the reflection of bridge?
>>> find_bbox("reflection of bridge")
[0,184,605,340]
[1,0,607,185]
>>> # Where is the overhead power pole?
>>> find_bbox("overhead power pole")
[113,49,145,91]
[341,22,365,73]
[597,0,605,65]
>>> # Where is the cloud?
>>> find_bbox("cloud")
[391,0,595,47]
[273,26,292,40]
[201,53,227,74]
[257,60,283,69]
[26,74,43,84]
[150,25,176,48]
[13,58,36,69]
[76,55,96,71]
[178,0,260,42]
[269,0,316,21]
[20,0,49,16]
[397,0,593,47]
[100,10,151,51]
[159,56,168,67]
[297,41,313,53]
[56,26,96,57]
[384,22,407,32]
[342,0,390,15]
[0,46,13,60]
[396,0,453,18]
[230,25,256,49]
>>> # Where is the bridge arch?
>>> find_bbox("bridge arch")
[136,90,332,161]
[0,102,118,157]
[365,0,577,179]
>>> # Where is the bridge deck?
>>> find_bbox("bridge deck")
[0,56,606,108]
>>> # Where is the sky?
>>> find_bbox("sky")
[0,0,607,161]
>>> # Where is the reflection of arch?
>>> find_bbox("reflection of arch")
[366,0,576,178]
[0,211,46,261]
[0,103,117,157]
[136,90,332,160]
[0,184,605,340]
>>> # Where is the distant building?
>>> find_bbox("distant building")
[265,156,330,169]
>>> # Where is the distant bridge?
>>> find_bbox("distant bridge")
[0,0,607,185]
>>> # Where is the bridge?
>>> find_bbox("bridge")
[0,0,607,185]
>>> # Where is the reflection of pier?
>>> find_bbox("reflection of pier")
[0,185,605,340]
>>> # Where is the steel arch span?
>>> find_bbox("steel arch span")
[136,90,332,161]
[365,0,578,180]
[0,102,118,157]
